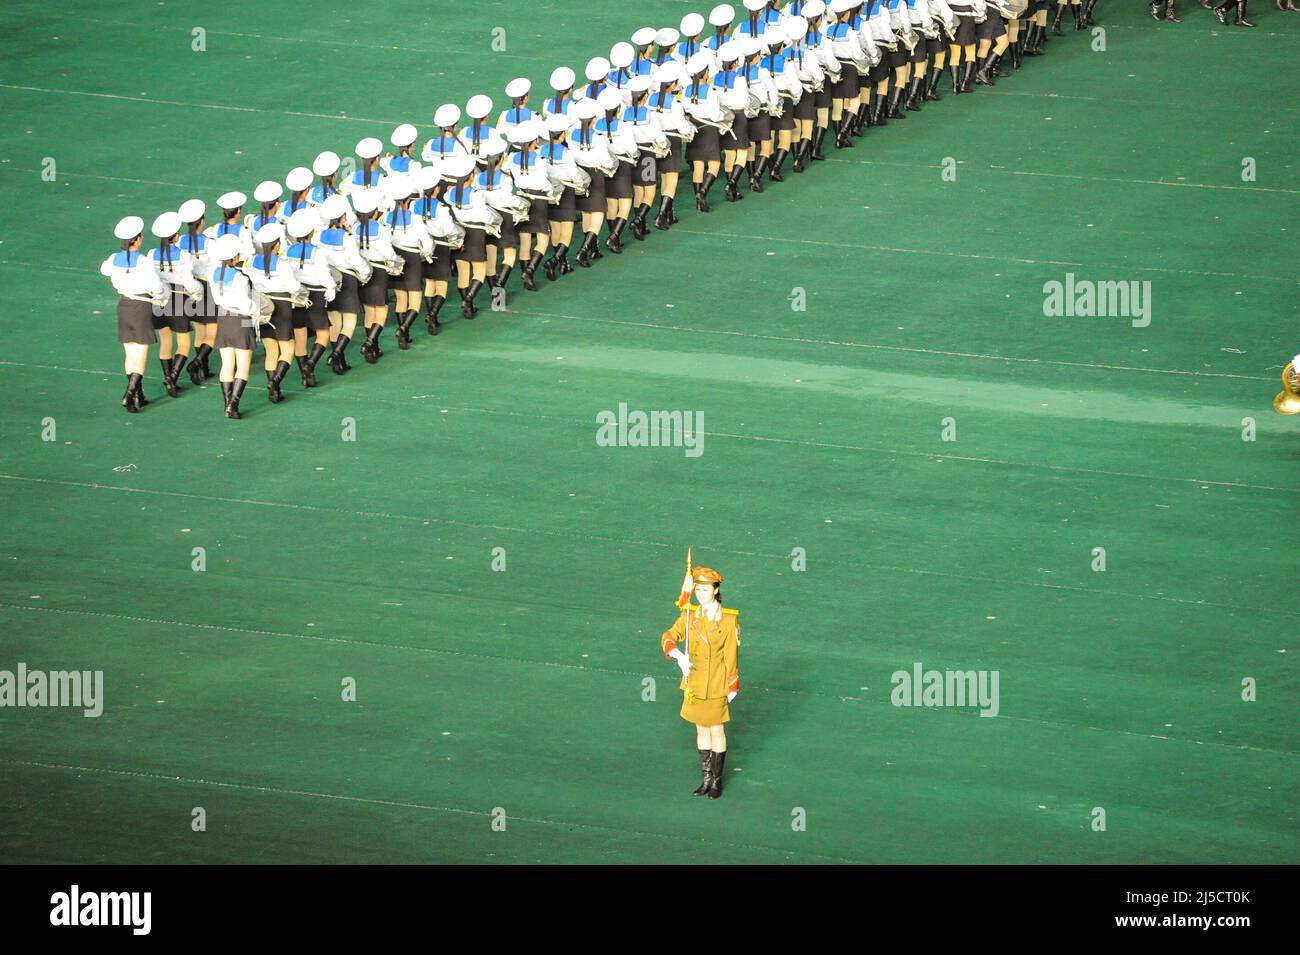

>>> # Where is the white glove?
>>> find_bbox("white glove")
[669,648,692,678]
[727,691,737,703]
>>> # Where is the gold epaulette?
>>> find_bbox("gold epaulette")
[722,607,739,615]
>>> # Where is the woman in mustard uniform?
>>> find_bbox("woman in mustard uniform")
[659,566,741,800]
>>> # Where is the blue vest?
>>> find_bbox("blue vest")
[286,241,317,262]
[630,59,654,77]
[594,117,621,136]
[476,170,505,190]
[425,133,459,156]
[509,151,536,173]
[570,127,598,148]
[310,183,338,204]
[621,105,649,125]
[676,38,701,59]
[539,142,567,162]
[447,185,476,208]
[388,155,415,173]
[354,221,379,241]
[178,232,206,254]
[736,18,767,38]
[213,265,241,287]
[545,96,573,115]
[319,227,347,248]
[251,253,279,272]
[685,81,712,103]
[500,106,533,125]
[112,250,141,268]
[284,196,311,216]
[150,246,180,270]
[384,209,412,229]
[829,22,851,40]
[582,81,606,100]
[350,168,381,188]
[216,221,244,237]
[713,70,740,91]
[607,68,630,88]
[250,214,278,232]
[649,92,677,111]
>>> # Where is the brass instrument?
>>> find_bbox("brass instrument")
[1273,361,1300,415]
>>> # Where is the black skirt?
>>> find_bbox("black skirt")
[578,167,606,211]
[214,307,257,350]
[634,149,657,186]
[266,298,294,340]
[722,113,749,150]
[870,60,890,84]
[551,185,577,222]
[775,102,797,130]
[660,136,683,174]
[927,36,946,57]
[496,214,518,248]
[360,268,389,308]
[888,47,910,70]
[794,93,816,121]
[334,273,361,314]
[749,113,772,143]
[814,85,833,110]
[606,161,634,200]
[686,125,722,163]
[303,288,330,330]
[456,227,487,263]
[116,297,157,345]
[954,17,978,45]
[428,245,454,281]
[832,63,860,99]
[522,197,551,233]
[909,39,928,65]
[191,280,219,323]
[394,249,424,291]
[160,285,192,333]
[978,11,1007,40]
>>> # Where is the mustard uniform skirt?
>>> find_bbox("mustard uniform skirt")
[680,693,730,725]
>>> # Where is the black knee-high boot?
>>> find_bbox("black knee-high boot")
[770,148,789,181]
[700,171,719,209]
[225,378,246,419]
[976,53,997,86]
[606,218,628,252]
[961,60,977,92]
[1083,0,1098,22]
[810,125,829,160]
[462,280,483,317]
[425,295,446,334]
[655,195,676,230]
[1163,0,1182,19]
[521,250,545,290]
[887,82,906,118]
[492,263,514,292]
[160,356,178,397]
[750,155,771,190]
[361,324,383,363]
[632,203,653,239]
[724,165,746,201]
[296,354,315,386]
[575,232,599,266]
[874,90,891,124]
[707,750,727,799]
[305,342,327,377]
[1071,3,1083,28]
[189,344,212,385]
[219,380,231,410]
[267,359,291,399]
[925,65,942,100]
[692,749,713,796]
[122,373,142,413]
[328,335,350,373]
[1052,3,1066,33]
[1233,0,1256,23]
[834,114,852,148]
[905,74,924,110]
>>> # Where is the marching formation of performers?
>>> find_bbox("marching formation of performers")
[103,0,1098,420]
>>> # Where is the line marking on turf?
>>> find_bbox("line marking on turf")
[1,471,1295,615]
[0,757,861,863]
[0,84,404,126]
[667,228,1295,283]
[3,603,1295,759]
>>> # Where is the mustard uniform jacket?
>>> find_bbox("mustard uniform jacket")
[660,606,740,701]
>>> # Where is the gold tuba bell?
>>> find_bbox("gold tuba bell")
[1273,360,1300,415]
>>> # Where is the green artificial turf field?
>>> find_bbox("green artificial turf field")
[0,0,1296,865]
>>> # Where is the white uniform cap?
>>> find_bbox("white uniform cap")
[717,40,741,62]
[656,27,680,47]
[709,4,736,27]
[629,75,652,95]
[414,165,440,192]
[313,151,340,176]
[482,137,507,158]
[434,103,461,127]
[255,222,284,246]
[785,16,809,40]
[212,233,242,262]
[545,112,574,135]
[656,61,685,86]
[355,137,383,159]
[804,0,827,16]
[391,123,418,148]
[114,215,144,240]
[466,94,493,120]
[287,208,317,239]
[741,37,762,57]
[350,190,379,215]
[609,42,635,68]
[253,180,283,203]
[597,88,623,113]
[585,56,611,82]
[687,52,713,75]
[177,198,205,223]
[382,176,412,202]
[151,211,181,238]
[681,12,705,36]
[440,153,475,180]
[550,66,576,90]
[574,98,600,121]
[744,0,766,11]
[285,166,313,191]
[632,27,657,47]
[505,77,531,98]
[829,0,854,11]
[512,119,544,143]
[216,191,246,211]
[320,194,350,221]
[765,31,786,47]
